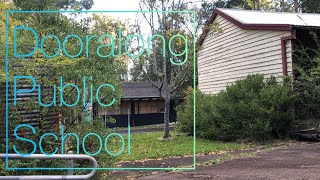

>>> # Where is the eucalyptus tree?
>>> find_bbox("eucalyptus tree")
[2,0,131,131]
[130,0,197,139]
[13,0,94,10]
[1,1,131,175]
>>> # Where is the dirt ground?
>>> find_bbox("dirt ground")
[136,142,320,180]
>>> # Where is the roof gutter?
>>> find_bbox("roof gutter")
[281,29,296,76]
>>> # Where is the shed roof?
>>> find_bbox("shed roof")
[122,82,162,99]
[198,8,320,46]
[219,8,320,27]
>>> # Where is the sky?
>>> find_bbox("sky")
[80,0,149,36]
[91,0,141,20]
[92,0,140,11]
[89,0,152,47]
[89,0,143,80]
[87,0,199,79]
[90,0,202,22]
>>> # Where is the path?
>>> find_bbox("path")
[137,142,320,180]
[110,142,292,179]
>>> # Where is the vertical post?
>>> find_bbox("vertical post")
[67,151,73,175]
[137,100,140,114]
[127,108,131,155]
[104,111,107,128]
[128,108,130,127]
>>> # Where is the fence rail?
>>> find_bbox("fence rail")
[0,153,98,180]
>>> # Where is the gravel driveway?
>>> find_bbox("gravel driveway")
[138,142,320,180]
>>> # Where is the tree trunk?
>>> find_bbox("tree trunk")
[163,97,171,139]
[257,0,260,11]
[162,80,171,139]
[294,0,299,12]
[281,0,285,12]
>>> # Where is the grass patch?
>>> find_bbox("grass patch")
[113,132,253,162]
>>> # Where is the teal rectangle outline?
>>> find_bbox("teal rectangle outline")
[5,9,196,171]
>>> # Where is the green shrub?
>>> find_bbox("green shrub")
[177,74,296,142]
[0,120,114,179]
[176,88,218,139]
[66,120,115,179]
[294,44,320,121]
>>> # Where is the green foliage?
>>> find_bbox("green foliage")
[114,131,251,162]
[64,120,115,179]
[300,0,320,13]
[13,0,94,10]
[0,121,113,179]
[294,32,320,121]
[200,0,273,16]
[0,1,132,178]
[177,74,296,142]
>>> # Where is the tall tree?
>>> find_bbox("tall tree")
[4,0,125,131]
[300,0,320,13]
[1,2,131,174]
[13,0,94,10]
[281,0,285,11]
[271,0,320,13]
[132,0,195,139]
[199,0,273,23]
[294,0,299,12]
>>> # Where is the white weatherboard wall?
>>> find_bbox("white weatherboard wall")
[198,15,293,94]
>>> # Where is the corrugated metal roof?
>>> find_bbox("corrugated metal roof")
[219,8,320,27]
